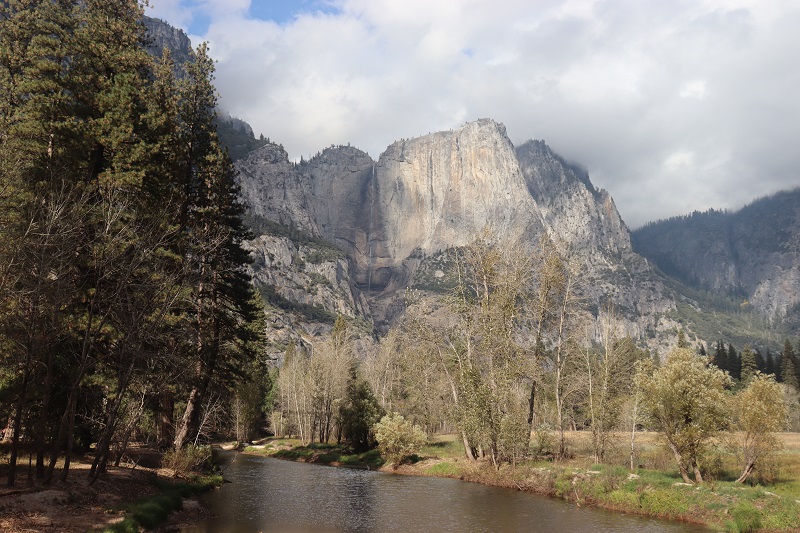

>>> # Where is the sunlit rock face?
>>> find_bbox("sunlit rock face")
[140,15,686,353]
[238,118,677,348]
[374,119,545,263]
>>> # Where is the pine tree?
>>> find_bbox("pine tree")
[711,340,728,372]
[740,345,758,385]
[727,344,741,381]
[780,340,799,391]
[754,348,766,374]
[2,0,265,485]
[171,43,260,450]
[764,348,775,377]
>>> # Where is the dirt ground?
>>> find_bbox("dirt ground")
[0,448,210,532]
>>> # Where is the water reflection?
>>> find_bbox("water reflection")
[183,453,707,533]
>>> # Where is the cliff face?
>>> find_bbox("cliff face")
[239,119,678,350]
[142,16,192,65]
[375,119,545,263]
[632,189,800,319]
[516,140,631,258]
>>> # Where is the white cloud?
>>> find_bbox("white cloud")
[156,0,800,227]
[145,0,194,29]
[679,80,708,99]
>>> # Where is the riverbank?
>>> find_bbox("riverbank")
[243,432,800,532]
[0,446,221,532]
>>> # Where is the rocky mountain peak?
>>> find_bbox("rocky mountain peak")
[142,16,192,66]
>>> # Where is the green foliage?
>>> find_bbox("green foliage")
[103,474,222,533]
[374,412,428,468]
[533,424,555,457]
[641,347,731,483]
[162,445,212,478]
[267,442,384,468]
[0,0,263,482]
[739,345,759,384]
[780,339,799,390]
[339,368,384,453]
[426,461,461,476]
[637,488,689,517]
[725,501,762,533]
[728,372,787,483]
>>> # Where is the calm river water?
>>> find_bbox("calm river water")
[182,453,707,533]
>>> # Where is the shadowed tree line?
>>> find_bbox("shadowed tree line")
[0,0,263,486]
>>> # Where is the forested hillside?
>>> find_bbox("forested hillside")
[633,189,800,320]
[0,0,265,486]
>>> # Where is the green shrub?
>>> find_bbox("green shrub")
[554,471,573,497]
[162,444,212,477]
[606,489,640,508]
[373,412,427,468]
[533,424,555,458]
[638,488,689,516]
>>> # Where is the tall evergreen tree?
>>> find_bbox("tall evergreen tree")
[780,340,799,391]
[711,340,728,373]
[171,43,260,450]
[739,345,758,385]
[727,344,741,381]
[754,348,766,374]
[764,348,775,377]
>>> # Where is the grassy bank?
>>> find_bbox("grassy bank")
[246,432,800,532]
[244,440,384,469]
[102,473,223,533]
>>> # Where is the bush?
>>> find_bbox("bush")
[533,423,555,458]
[162,444,212,477]
[373,413,427,469]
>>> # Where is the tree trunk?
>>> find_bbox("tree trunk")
[7,349,33,487]
[668,442,694,484]
[692,460,703,484]
[629,395,639,471]
[89,359,135,483]
[158,388,174,449]
[174,384,202,450]
[462,431,476,461]
[527,380,536,436]
[736,462,755,483]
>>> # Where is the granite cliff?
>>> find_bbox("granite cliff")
[238,119,681,354]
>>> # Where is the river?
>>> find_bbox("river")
[182,453,707,533]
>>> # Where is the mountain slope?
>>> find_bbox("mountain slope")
[632,188,800,320]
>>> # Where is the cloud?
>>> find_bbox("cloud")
[154,0,800,227]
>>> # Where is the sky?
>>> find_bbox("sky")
[146,0,800,228]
